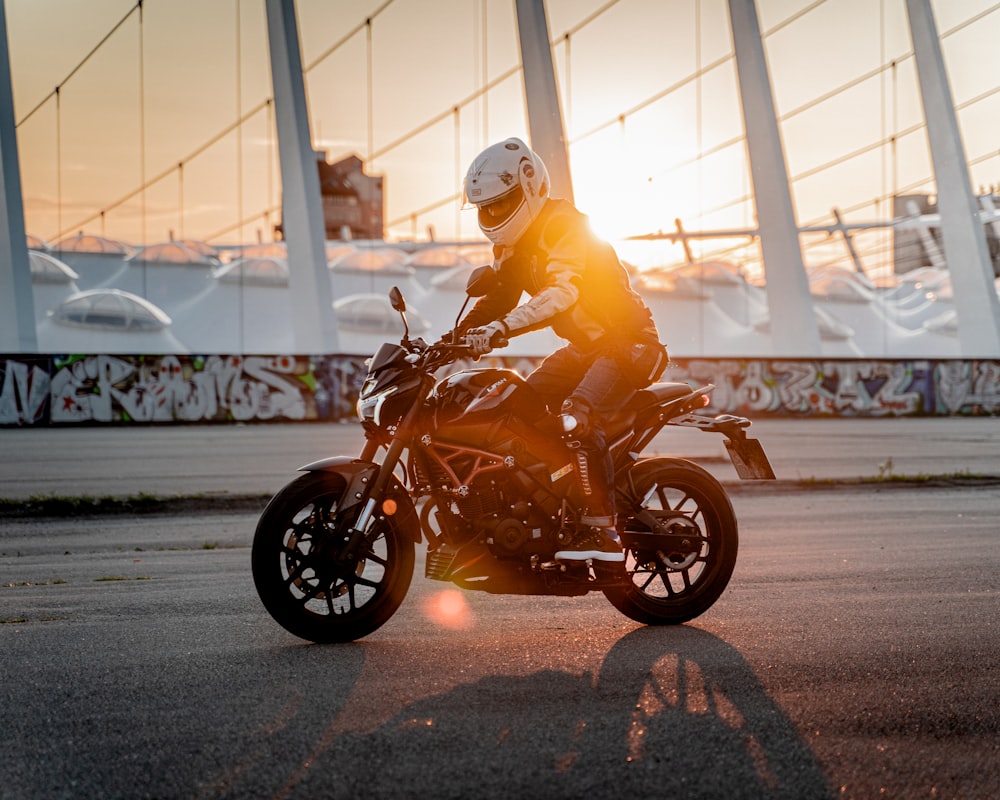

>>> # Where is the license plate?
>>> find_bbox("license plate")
[724,437,776,480]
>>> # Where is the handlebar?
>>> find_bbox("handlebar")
[403,334,508,370]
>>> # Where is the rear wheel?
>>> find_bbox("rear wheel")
[604,458,738,625]
[252,471,415,643]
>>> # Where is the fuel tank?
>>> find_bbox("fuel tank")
[429,368,531,429]
[427,368,575,481]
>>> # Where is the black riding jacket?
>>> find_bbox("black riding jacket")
[459,199,659,350]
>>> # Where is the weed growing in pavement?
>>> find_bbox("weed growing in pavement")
[798,468,987,486]
[3,579,68,587]
[0,492,267,518]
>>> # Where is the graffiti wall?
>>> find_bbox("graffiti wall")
[667,358,1000,416]
[1,354,368,426]
[1,353,999,426]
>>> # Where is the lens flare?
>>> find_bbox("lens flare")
[421,589,474,630]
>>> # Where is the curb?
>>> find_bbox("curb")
[0,493,272,520]
[2,476,999,519]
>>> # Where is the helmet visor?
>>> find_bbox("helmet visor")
[476,186,524,231]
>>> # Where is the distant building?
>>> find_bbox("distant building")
[893,192,1000,276]
[893,193,937,275]
[277,152,384,241]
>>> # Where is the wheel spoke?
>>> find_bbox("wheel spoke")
[680,568,692,590]
[298,579,326,604]
[656,485,671,509]
[281,541,306,558]
[657,572,677,597]
[281,565,303,590]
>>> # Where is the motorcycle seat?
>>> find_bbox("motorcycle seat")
[635,382,699,406]
[604,382,697,441]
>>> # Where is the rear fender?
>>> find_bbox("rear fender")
[667,414,776,480]
[298,456,422,542]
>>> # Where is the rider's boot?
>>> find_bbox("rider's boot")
[554,401,625,563]
[554,514,625,563]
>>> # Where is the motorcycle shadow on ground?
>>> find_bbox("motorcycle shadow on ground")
[251,626,835,800]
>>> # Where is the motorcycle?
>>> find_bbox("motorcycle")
[252,267,775,643]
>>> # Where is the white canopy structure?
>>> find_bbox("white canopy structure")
[36,289,188,353]
[30,250,80,322]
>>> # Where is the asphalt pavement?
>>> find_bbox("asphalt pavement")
[3,416,999,799]
[2,482,998,799]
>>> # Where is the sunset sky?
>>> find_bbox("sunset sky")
[7,0,999,276]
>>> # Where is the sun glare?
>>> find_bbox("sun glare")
[568,133,756,271]
[573,171,663,243]
[570,141,708,243]
[421,589,474,630]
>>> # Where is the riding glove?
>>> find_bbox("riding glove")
[463,320,507,356]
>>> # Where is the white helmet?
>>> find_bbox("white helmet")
[464,137,550,247]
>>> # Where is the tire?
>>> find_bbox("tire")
[604,457,738,625]
[251,471,415,643]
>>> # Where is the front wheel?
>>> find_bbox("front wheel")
[605,458,738,625]
[252,471,415,643]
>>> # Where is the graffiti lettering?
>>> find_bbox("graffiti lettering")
[771,361,820,413]
[971,362,1000,410]
[0,358,51,425]
[45,354,317,424]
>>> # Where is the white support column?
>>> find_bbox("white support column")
[728,0,820,356]
[906,0,1000,356]
[514,0,574,203]
[265,0,338,354]
[0,0,36,352]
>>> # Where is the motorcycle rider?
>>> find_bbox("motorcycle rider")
[454,137,667,564]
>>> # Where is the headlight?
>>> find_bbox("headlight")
[356,385,398,425]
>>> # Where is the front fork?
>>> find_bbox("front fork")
[338,436,407,562]
[340,377,432,561]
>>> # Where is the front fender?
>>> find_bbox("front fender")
[298,456,421,543]
[299,456,379,503]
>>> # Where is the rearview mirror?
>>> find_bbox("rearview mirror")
[465,264,497,298]
[388,286,411,343]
